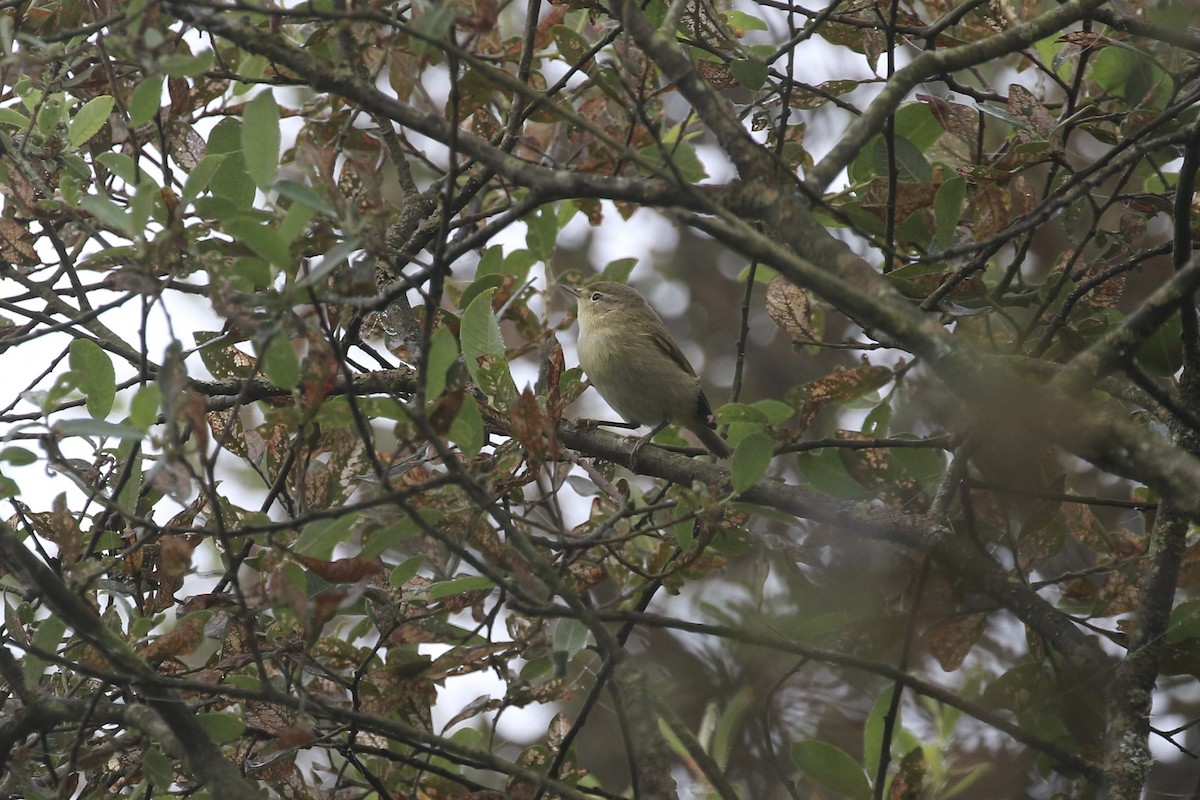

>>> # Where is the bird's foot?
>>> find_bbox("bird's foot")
[628,421,668,471]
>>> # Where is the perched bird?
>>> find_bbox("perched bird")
[565,281,732,458]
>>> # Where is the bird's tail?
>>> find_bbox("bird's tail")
[692,423,733,458]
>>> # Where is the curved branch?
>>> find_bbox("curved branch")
[806,0,1110,192]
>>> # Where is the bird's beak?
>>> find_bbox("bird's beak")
[561,285,582,299]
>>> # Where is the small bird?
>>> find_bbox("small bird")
[565,281,732,458]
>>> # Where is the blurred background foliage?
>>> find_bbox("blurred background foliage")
[2,0,1200,798]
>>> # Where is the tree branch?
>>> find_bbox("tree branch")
[806,0,1110,192]
[0,522,264,800]
[556,421,1113,681]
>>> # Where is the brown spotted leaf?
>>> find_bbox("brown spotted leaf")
[293,553,383,583]
[139,611,209,663]
[929,612,987,671]
[889,747,928,800]
[1076,262,1127,310]
[765,275,820,344]
[298,333,340,417]
[1094,563,1142,617]
[1008,84,1056,141]
[0,219,38,265]
[860,179,939,225]
[785,363,893,432]
[510,387,548,464]
[970,185,1010,240]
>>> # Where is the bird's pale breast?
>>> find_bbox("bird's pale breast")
[577,323,701,427]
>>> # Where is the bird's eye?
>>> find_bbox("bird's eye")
[590,292,603,302]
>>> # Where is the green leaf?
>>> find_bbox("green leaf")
[68,95,114,148]
[24,614,67,686]
[932,176,966,253]
[1135,314,1183,377]
[862,402,892,436]
[425,326,459,400]
[460,289,514,403]
[638,140,709,183]
[672,503,695,548]
[115,440,143,517]
[551,25,590,65]
[475,248,537,283]
[714,403,769,426]
[553,618,591,659]
[601,257,637,283]
[69,339,116,419]
[295,514,358,559]
[890,441,948,492]
[259,335,300,390]
[449,396,485,456]
[80,195,133,235]
[791,740,872,800]
[475,246,504,277]
[360,520,419,561]
[295,237,360,287]
[428,575,495,599]
[181,153,226,204]
[796,448,871,498]
[242,91,280,190]
[872,135,932,182]
[279,202,315,246]
[128,76,164,127]
[0,446,37,466]
[526,205,558,263]
[751,399,795,426]
[410,2,457,52]
[726,9,769,31]
[212,153,255,207]
[53,418,145,440]
[195,712,246,744]
[230,256,271,291]
[234,53,270,90]
[275,180,337,217]
[129,178,160,235]
[225,217,292,268]
[974,102,1031,130]
[730,58,768,89]
[731,431,773,491]
[1092,45,1167,107]
[864,685,897,778]
[737,264,779,284]
[363,513,440,561]
[894,102,943,151]
[96,152,138,183]
[130,384,161,430]
[35,92,67,133]
[460,274,507,322]
[207,119,255,208]
[1168,599,1200,643]
[161,49,214,77]
[389,554,425,587]
[0,107,31,127]
[710,687,754,769]
[142,747,174,787]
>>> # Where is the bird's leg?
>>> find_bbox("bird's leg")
[629,420,669,470]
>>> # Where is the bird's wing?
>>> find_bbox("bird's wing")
[651,329,698,377]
